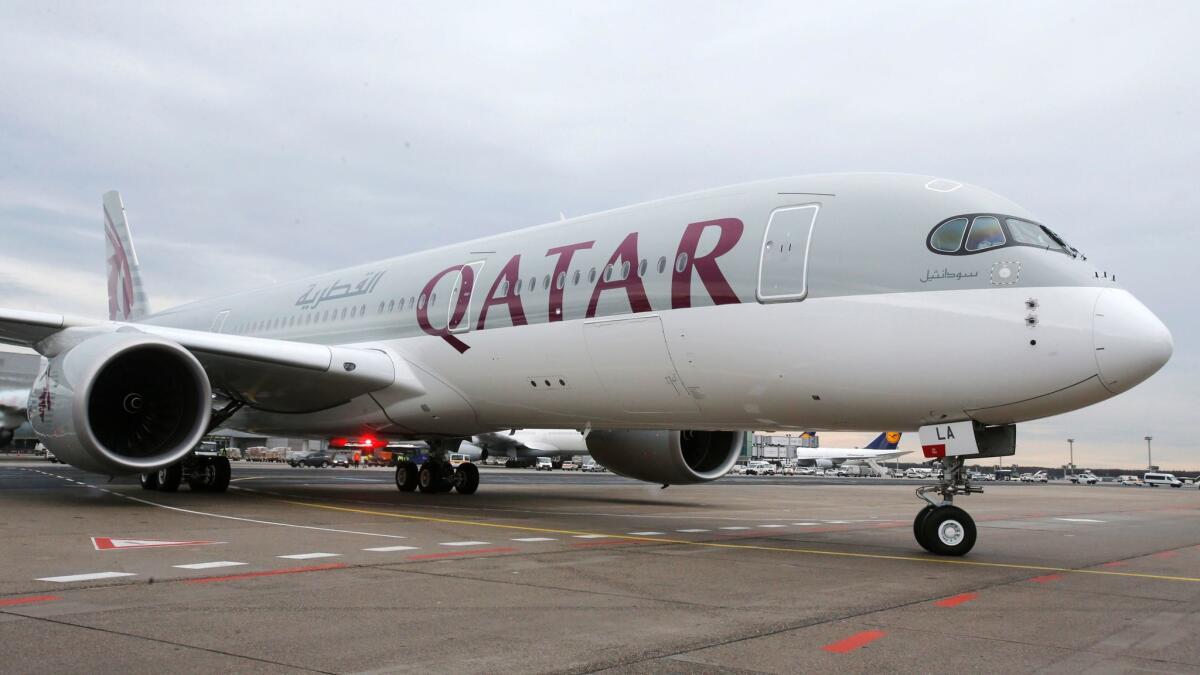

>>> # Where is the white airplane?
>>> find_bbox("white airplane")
[464,428,591,467]
[792,432,908,468]
[0,388,29,448]
[0,174,1172,555]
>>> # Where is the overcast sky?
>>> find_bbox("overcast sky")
[1,2,1196,470]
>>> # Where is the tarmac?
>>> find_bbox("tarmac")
[1,459,1198,674]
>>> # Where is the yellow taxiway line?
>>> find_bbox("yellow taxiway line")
[281,499,1200,583]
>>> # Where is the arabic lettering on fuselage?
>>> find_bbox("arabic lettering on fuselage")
[295,271,386,309]
[920,268,979,283]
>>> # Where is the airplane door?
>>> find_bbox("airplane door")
[756,204,819,302]
[447,261,486,334]
[583,316,699,414]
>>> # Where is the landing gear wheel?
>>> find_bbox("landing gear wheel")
[139,472,159,491]
[920,505,976,556]
[454,462,480,495]
[913,504,936,552]
[156,464,183,493]
[395,461,418,492]
[193,457,232,493]
[418,460,447,493]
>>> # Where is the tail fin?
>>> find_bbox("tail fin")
[865,432,902,450]
[102,191,151,321]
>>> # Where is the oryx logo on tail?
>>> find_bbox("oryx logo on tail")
[102,191,150,321]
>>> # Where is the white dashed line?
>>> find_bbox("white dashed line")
[511,537,556,542]
[719,526,750,530]
[1054,518,1106,523]
[759,524,786,528]
[173,561,248,570]
[278,553,341,560]
[440,541,490,547]
[38,572,137,583]
[824,520,850,524]
[363,545,419,552]
[573,534,611,539]
[677,529,710,533]
[792,523,819,526]
[627,531,664,536]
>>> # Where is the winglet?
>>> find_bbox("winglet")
[102,191,151,321]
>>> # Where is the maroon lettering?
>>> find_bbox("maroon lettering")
[476,254,527,330]
[417,264,474,353]
[586,232,652,318]
[545,240,593,322]
[671,218,744,309]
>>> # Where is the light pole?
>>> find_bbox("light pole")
[1144,436,1153,470]
[1067,438,1075,476]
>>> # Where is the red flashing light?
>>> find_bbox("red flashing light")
[329,437,348,448]
[362,437,375,448]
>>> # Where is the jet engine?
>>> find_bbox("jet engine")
[585,430,742,485]
[29,332,211,474]
[814,458,835,469]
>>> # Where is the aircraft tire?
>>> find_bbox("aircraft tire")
[396,461,419,492]
[455,463,480,495]
[418,461,445,493]
[139,472,160,491]
[209,457,231,493]
[921,505,976,556]
[913,504,936,552]
[157,464,183,493]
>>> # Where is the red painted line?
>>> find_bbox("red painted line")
[186,563,346,583]
[406,547,516,561]
[569,539,652,548]
[1102,561,1127,567]
[934,592,978,608]
[0,595,61,607]
[1029,574,1063,584]
[822,629,887,653]
[1152,551,1178,559]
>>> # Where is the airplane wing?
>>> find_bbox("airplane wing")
[0,307,418,413]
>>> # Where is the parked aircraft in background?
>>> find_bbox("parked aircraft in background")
[464,429,589,467]
[0,174,1172,555]
[0,388,30,448]
[792,432,907,468]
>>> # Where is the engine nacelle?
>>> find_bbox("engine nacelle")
[29,332,212,474]
[586,430,742,485]
[814,458,835,469]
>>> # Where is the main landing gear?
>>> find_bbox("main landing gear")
[140,455,231,493]
[912,456,980,556]
[395,459,479,495]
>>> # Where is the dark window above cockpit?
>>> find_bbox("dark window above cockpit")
[927,213,1078,257]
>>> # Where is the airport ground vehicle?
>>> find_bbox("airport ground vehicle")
[138,443,230,493]
[295,453,334,468]
[448,453,471,467]
[535,457,554,471]
[1143,472,1182,488]
[1116,475,1142,486]
[330,452,353,467]
[1072,473,1100,484]
[745,461,775,476]
[581,460,604,472]
[560,460,578,470]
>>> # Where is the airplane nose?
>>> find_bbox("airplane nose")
[1093,289,1173,394]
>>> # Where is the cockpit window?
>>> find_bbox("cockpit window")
[930,217,968,252]
[964,216,1005,251]
[927,213,1079,257]
[1006,218,1064,252]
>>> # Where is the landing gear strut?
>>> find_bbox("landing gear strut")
[912,457,979,556]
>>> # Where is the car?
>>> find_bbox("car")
[1143,472,1183,488]
[448,453,471,467]
[535,457,554,471]
[779,465,796,476]
[795,466,816,476]
[744,461,775,476]
[1073,473,1100,485]
[560,460,578,471]
[295,453,332,468]
[581,460,604,472]
[1115,475,1142,486]
[330,453,352,468]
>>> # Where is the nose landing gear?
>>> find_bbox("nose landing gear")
[912,456,980,556]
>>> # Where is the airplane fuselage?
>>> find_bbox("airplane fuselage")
[135,174,1171,439]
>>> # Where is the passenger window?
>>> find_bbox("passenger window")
[543,274,550,290]
[515,278,524,295]
[588,267,597,283]
[556,271,565,289]
[638,259,647,277]
[572,270,581,285]
[499,279,509,297]
[930,217,969,252]
[965,216,1005,251]
[675,252,688,273]
[418,294,426,310]
[657,256,667,274]
[604,264,614,281]
[621,260,630,279]
[387,300,395,312]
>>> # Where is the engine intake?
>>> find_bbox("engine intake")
[586,430,742,485]
[30,332,212,474]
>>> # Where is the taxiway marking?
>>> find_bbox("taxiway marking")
[0,595,61,607]
[627,531,664,536]
[280,500,1200,584]
[1030,574,1064,584]
[187,563,346,583]
[574,534,612,539]
[1054,518,1105,523]
[511,537,557,542]
[822,629,887,653]
[407,547,515,561]
[278,552,341,560]
[173,561,248,570]
[440,541,490,547]
[934,592,978,608]
[677,529,710,533]
[719,526,750,531]
[363,545,419,552]
[38,572,136,583]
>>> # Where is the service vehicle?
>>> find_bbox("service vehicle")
[1073,472,1100,484]
[1143,472,1183,488]
[745,461,775,476]
[581,460,604,472]
[560,460,578,470]
[448,453,471,467]
[331,452,352,468]
[1115,475,1142,486]
[535,457,554,471]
